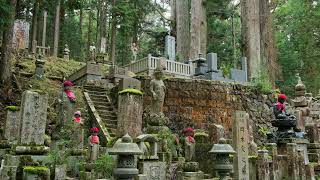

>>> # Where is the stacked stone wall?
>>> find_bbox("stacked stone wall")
[139,77,275,144]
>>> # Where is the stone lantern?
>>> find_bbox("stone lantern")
[109,134,142,180]
[209,138,236,180]
[35,54,45,79]
[194,53,208,76]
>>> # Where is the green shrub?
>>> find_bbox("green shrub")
[93,154,114,178]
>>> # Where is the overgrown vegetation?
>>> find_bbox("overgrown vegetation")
[93,154,114,178]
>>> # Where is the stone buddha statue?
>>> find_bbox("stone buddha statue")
[150,68,166,115]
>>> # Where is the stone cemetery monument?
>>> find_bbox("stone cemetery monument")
[12,19,30,50]
[165,35,175,61]
[232,111,249,180]
[117,78,143,137]
[0,90,51,179]
[63,44,70,60]
[4,106,21,144]
[136,134,166,180]
[34,54,45,79]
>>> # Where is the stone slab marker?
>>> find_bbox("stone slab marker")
[287,143,299,180]
[4,109,21,143]
[232,111,250,180]
[257,150,270,180]
[117,92,143,138]
[19,90,48,145]
[165,35,176,61]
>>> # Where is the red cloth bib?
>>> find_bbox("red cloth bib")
[74,117,81,123]
[64,90,76,101]
[90,135,99,144]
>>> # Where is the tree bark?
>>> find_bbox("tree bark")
[87,9,93,53]
[109,0,117,65]
[30,0,39,52]
[260,0,280,85]
[0,0,17,83]
[170,0,176,36]
[97,0,107,53]
[200,0,207,56]
[53,0,61,57]
[241,0,261,80]
[189,0,202,60]
[176,0,190,62]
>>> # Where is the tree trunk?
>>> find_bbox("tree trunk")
[30,0,39,52]
[53,0,60,57]
[241,0,261,80]
[109,0,117,65]
[0,0,17,83]
[170,0,176,36]
[200,0,207,56]
[176,0,190,62]
[59,0,65,55]
[189,0,202,60]
[87,9,93,53]
[260,0,280,85]
[97,0,107,53]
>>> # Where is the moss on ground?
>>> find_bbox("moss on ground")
[16,56,85,77]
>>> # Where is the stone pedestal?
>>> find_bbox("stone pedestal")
[287,143,299,180]
[59,91,75,126]
[4,109,21,143]
[117,93,143,138]
[20,91,48,145]
[137,161,166,180]
[54,165,66,180]
[0,166,17,180]
[89,144,99,162]
[297,149,306,179]
[266,143,279,180]
[308,143,320,163]
[257,150,270,180]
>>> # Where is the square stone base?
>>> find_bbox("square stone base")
[138,161,166,180]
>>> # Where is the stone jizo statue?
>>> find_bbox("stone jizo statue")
[273,94,296,120]
[150,68,166,115]
[182,127,195,162]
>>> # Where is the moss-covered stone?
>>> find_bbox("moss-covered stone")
[23,166,50,176]
[118,88,143,96]
[15,145,50,155]
[0,140,11,149]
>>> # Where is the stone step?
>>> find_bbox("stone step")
[92,101,112,107]
[105,123,117,129]
[85,90,107,96]
[100,113,117,119]
[84,86,107,91]
[89,94,109,99]
[90,96,109,102]
[96,106,114,112]
[104,119,118,125]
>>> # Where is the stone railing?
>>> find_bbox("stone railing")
[122,54,193,78]
[67,63,102,85]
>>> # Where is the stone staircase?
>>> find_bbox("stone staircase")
[83,85,117,139]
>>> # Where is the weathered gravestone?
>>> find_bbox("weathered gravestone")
[165,35,176,61]
[138,161,166,180]
[232,111,250,180]
[12,19,30,49]
[117,83,143,137]
[19,90,48,145]
[4,108,21,143]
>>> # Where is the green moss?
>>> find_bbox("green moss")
[0,140,11,149]
[118,88,143,95]
[194,132,209,137]
[23,166,49,176]
[5,106,19,111]
[249,156,258,159]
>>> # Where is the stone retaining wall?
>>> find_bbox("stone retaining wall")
[139,77,275,144]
